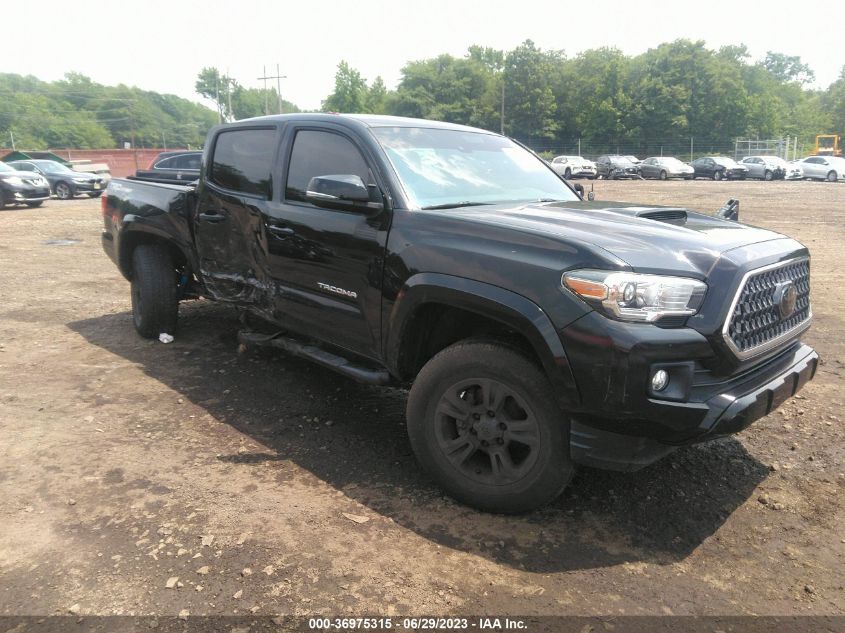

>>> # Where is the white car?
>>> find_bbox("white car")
[550,155,597,179]
[740,156,794,181]
[796,156,845,182]
[639,156,695,180]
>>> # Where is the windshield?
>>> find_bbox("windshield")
[657,157,686,167]
[610,156,635,167]
[371,127,579,209]
[34,161,72,174]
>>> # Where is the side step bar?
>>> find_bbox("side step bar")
[237,331,391,386]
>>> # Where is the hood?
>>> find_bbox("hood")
[420,200,795,277]
[0,168,45,180]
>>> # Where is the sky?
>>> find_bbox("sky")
[1,0,842,111]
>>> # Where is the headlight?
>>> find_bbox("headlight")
[562,270,707,322]
[1,176,24,186]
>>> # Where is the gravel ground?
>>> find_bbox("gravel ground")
[0,180,843,619]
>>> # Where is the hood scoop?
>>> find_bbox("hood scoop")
[636,208,688,225]
[596,205,689,225]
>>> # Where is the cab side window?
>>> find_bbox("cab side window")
[285,130,371,203]
[210,128,276,199]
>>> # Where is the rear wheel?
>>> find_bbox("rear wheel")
[55,181,73,200]
[130,244,178,338]
[406,340,573,514]
[827,170,838,182]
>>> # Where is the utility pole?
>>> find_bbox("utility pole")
[500,74,505,135]
[226,68,234,122]
[9,130,15,151]
[690,136,694,163]
[215,74,222,124]
[258,65,286,115]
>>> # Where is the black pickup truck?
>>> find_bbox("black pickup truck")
[101,114,817,513]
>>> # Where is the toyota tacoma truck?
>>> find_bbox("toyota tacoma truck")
[101,114,817,513]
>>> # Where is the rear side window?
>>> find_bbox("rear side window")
[285,130,371,202]
[179,154,202,170]
[211,128,276,198]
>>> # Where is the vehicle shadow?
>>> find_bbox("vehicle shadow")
[68,302,770,573]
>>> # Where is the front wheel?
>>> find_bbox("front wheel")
[54,181,73,200]
[828,170,838,182]
[564,168,571,179]
[659,170,667,181]
[406,340,573,514]
[130,244,178,338]
[713,170,723,181]
[764,170,773,181]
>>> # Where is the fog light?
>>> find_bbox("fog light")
[651,369,669,392]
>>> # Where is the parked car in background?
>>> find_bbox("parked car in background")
[0,161,50,208]
[134,150,202,183]
[740,156,789,181]
[6,159,105,199]
[550,155,597,179]
[796,156,845,182]
[690,156,748,180]
[69,159,112,187]
[782,161,804,181]
[639,156,694,180]
[596,155,641,179]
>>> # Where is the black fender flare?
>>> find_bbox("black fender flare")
[116,217,194,280]
[386,273,581,409]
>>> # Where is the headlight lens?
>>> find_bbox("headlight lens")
[562,270,707,322]
[1,176,24,186]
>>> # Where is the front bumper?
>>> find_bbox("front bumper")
[559,311,817,471]
[2,183,51,203]
[72,180,104,193]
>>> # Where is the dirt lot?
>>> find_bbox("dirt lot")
[0,180,843,620]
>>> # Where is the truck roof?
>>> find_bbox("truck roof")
[237,112,494,134]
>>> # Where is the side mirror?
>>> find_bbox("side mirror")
[573,183,585,199]
[305,174,382,214]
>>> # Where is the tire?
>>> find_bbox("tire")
[713,170,723,181]
[130,244,178,338]
[564,168,571,179]
[827,170,838,182]
[25,201,43,208]
[406,340,574,514]
[55,181,73,200]
[659,170,667,181]
[764,170,773,181]
[88,191,103,198]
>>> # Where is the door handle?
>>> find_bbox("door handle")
[268,225,294,237]
[199,210,226,223]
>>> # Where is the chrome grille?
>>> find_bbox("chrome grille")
[723,258,811,359]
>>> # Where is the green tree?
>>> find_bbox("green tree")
[322,62,369,113]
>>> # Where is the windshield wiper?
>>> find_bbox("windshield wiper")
[421,201,495,210]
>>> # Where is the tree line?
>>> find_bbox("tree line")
[2,39,843,155]
[0,72,218,150]
[321,39,844,156]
